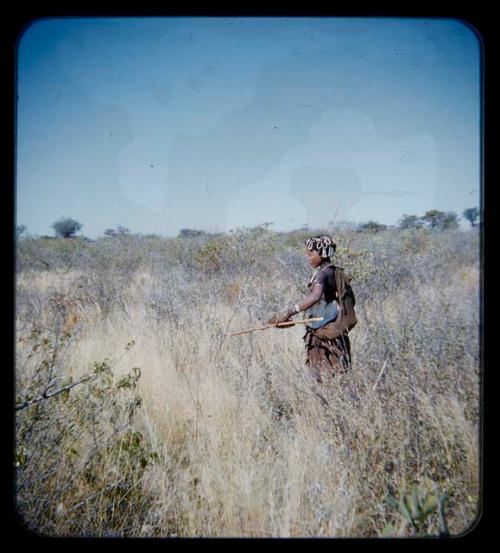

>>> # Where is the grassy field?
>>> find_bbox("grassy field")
[15,225,481,537]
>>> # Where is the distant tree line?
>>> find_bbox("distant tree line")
[398,208,479,231]
[397,210,460,231]
[357,207,479,233]
[16,207,480,240]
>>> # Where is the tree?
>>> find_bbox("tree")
[16,224,27,238]
[421,210,459,231]
[116,225,130,235]
[104,225,131,238]
[51,217,83,238]
[179,229,206,239]
[397,214,424,230]
[357,221,387,233]
[462,207,479,228]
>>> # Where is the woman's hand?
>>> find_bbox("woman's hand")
[268,309,294,326]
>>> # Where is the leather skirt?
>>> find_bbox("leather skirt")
[303,327,351,382]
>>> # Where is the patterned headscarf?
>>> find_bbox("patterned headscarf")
[305,235,337,259]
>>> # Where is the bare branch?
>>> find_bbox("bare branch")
[15,373,99,411]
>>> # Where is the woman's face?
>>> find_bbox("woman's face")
[306,249,323,268]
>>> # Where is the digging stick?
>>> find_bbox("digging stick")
[230,317,324,337]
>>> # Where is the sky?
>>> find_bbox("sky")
[16,16,482,238]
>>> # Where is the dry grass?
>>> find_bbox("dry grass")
[15,228,480,537]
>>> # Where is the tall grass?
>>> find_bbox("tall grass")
[15,227,480,537]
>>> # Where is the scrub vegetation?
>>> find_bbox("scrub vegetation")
[15,224,481,537]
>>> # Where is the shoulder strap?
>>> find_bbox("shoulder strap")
[333,266,351,302]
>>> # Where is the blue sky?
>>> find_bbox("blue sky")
[16,16,481,238]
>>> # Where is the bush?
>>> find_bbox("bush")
[15,326,159,537]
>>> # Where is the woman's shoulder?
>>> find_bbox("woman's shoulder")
[315,263,336,284]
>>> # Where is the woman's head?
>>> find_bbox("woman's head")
[305,235,336,267]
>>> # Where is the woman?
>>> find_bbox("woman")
[268,235,356,383]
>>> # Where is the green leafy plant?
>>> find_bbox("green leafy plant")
[384,485,449,537]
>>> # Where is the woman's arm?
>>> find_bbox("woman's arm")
[268,282,323,325]
[294,282,323,312]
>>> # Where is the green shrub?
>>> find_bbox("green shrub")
[15,327,159,537]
